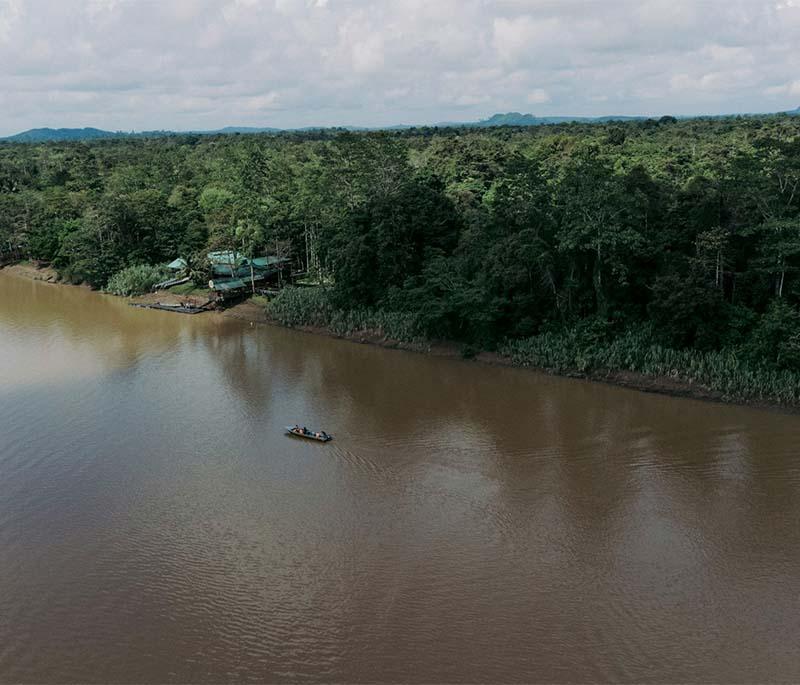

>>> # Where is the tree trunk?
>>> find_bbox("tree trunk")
[593,246,606,317]
[567,262,575,314]
[546,267,563,324]
[776,255,785,298]
[304,224,310,274]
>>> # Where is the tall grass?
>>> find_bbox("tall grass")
[501,327,800,404]
[271,288,800,404]
[268,287,422,343]
[105,264,169,296]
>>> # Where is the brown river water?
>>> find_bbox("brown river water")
[1,270,799,683]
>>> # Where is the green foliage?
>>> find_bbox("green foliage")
[105,264,169,296]
[268,287,422,343]
[167,281,206,297]
[57,220,123,286]
[501,326,800,404]
[4,115,800,402]
[647,268,729,349]
[744,299,800,371]
[267,286,333,327]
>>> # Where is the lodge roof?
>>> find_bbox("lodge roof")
[166,252,291,277]
[167,257,188,271]
[209,278,247,292]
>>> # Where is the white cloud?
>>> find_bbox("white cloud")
[0,0,799,135]
[527,88,550,104]
[0,0,22,44]
[765,80,800,96]
[493,15,560,65]
[451,94,491,106]
[350,34,384,73]
[242,92,282,111]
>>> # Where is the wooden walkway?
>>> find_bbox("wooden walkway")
[129,301,213,315]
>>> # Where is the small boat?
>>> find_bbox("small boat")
[285,426,332,442]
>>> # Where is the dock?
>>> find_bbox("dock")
[129,301,213,315]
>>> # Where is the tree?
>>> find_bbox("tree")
[746,299,800,370]
[751,219,800,298]
[235,220,265,293]
[554,143,644,317]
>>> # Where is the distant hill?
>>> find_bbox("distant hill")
[3,108,798,142]
[206,126,282,134]
[1,125,284,142]
[469,112,645,127]
[3,127,127,142]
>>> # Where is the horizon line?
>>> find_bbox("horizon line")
[3,106,800,139]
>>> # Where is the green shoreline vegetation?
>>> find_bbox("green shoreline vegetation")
[267,286,800,405]
[2,115,800,404]
[104,263,169,296]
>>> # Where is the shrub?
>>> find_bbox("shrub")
[744,299,800,371]
[269,287,800,405]
[105,264,169,296]
[268,287,422,343]
[500,324,800,404]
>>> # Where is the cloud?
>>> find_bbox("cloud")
[0,0,22,43]
[527,89,551,105]
[493,16,562,65]
[451,94,491,107]
[0,0,799,135]
[765,80,800,96]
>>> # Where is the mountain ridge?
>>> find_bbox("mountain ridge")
[3,108,799,142]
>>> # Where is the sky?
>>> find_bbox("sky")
[0,0,799,135]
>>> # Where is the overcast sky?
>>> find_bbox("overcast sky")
[0,0,799,135]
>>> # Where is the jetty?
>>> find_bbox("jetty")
[129,301,213,315]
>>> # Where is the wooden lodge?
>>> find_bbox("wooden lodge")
[164,250,292,302]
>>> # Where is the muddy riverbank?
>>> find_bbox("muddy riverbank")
[3,261,796,414]
[3,264,800,683]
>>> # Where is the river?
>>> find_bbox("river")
[1,270,799,683]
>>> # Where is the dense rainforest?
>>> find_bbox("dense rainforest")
[2,116,800,401]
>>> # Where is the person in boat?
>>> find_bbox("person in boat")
[293,424,300,433]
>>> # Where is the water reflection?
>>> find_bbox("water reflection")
[2,270,800,682]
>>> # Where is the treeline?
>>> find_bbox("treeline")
[1,116,800,388]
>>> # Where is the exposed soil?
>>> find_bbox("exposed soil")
[2,262,61,283]
[221,299,271,324]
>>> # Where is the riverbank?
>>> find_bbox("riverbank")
[222,293,797,414]
[2,263,205,306]
[3,262,797,414]
[3,262,61,283]
[259,318,798,413]
[6,252,800,685]
[265,287,800,413]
